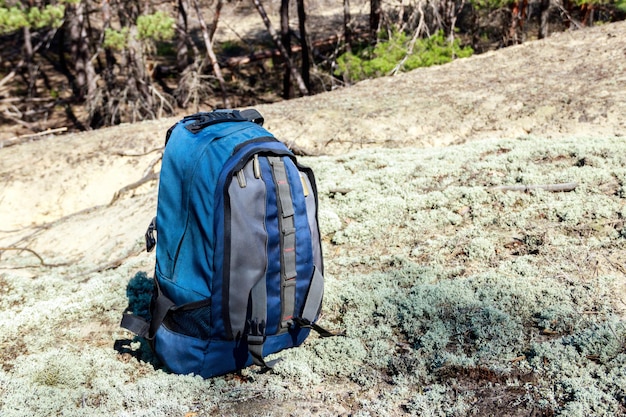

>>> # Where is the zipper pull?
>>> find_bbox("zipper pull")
[237,169,247,188]
[300,172,310,197]
[253,154,262,179]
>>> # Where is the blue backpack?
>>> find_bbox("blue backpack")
[121,109,331,377]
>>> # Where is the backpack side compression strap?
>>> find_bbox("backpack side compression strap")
[120,279,175,341]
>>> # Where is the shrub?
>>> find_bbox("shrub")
[335,30,473,83]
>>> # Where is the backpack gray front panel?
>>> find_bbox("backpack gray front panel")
[227,158,268,339]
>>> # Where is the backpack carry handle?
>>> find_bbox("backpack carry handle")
[183,109,264,134]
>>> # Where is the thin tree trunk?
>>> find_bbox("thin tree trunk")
[176,0,191,71]
[67,1,97,101]
[297,0,311,91]
[191,0,230,108]
[509,0,528,44]
[370,0,381,41]
[209,0,223,41]
[22,26,37,97]
[538,0,551,39]
[252,0,309,96]
[280,0,292,99]
[344,0,352,52]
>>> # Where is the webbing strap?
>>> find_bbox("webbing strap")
[120,313,149,338]
[247,276,273,368]
[145,217,157,252]
[301,266,324,323]
[120,278,175,341]
[293,318,342,338]
[269,156,297,329]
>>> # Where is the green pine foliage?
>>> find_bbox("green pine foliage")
[0,3,65,34]
[104,11,174,53]
[136,11,174,42]
[336,30,473,83]
[103,27,129,51]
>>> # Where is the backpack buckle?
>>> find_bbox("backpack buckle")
[247,319,266,345]
[145,217,157,252]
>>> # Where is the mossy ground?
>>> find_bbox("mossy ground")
[1,135,625,416]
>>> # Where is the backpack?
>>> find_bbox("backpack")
[121,109,331,378]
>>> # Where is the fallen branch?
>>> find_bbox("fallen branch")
[110,171,159,205]
[287,142,319,156]
[114,147,164,157]
[79,246,146,279]
[490,182,578,192]
[110,153,162,204]
[0,127,68,148]
[0,246,69,268]
[225,31,368,67]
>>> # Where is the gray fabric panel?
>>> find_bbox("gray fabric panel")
[228,159,268,338]
[301,173,322,271]
[301,266,324,322]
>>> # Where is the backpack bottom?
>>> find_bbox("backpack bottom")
[153,324,311,378]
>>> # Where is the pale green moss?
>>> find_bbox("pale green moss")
[3,136,626,416]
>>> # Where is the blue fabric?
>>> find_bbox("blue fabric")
[155,121,274,305]
[154,324,311,378]
[283,158,316,316]
[260,157,283,334]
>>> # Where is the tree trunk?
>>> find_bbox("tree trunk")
[370,0,381,41]
[343,0,352,52]
[297,0,311,92]
[280,0,292,99]
[22,26,37,97]
[508,0,528,44]
[176,0,191,71]
[126,25,153,118]
[191,0,230,108]
[209,0,224,41]
[67,2,97,102]
[252,0,309,96]
[538,0,551,39]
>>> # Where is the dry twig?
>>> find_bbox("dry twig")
[110,152,162,205]
[110,172,159,205]
[490,182,578,192]
[0,127,68,148]
[0,246,69,268]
